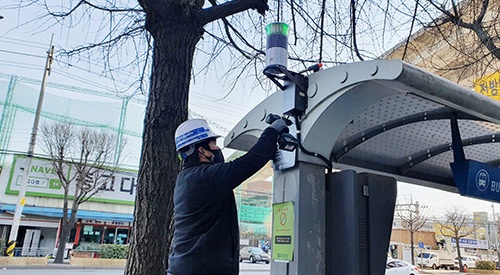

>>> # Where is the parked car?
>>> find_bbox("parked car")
[386,259,420,275]
[454,256,480,269]
[239,246,270,264]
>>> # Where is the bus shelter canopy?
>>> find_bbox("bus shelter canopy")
[224,60,500,193]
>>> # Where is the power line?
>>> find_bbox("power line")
[0,37,48,50]
[0,36,49,48]
[1,43,258,118]
[0,47,142,91]
[0,49,45,59]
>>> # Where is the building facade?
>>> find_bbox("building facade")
[0,154,134,256]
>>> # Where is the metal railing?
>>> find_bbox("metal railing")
[13,247,50,257]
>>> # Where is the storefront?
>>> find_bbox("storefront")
[0,208,59,256]
[70,219,132,246]
[0,204,133,256]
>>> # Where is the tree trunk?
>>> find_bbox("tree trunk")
[456,238,463,272]
[54,189,70,263]
[54,203,78,263]
[410,230,415,265]
[125,18,203,275]
[54,222,71,263]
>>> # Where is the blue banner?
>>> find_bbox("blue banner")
[451,160,500,202]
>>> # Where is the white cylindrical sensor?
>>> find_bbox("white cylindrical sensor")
[264,22,289,76]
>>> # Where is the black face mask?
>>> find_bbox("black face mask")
[209,149,225,163]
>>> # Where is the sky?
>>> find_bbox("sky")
[2,3,500,221]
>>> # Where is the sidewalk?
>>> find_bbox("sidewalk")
[0,261,270,272]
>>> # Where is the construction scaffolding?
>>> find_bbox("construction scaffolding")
[0,73,145,168]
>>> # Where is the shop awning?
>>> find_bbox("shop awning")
[0,204,133,223]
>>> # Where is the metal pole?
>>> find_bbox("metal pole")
[492,203,500,262]
[6,36,54,256]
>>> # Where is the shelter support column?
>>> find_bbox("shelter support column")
[271,162,326,275]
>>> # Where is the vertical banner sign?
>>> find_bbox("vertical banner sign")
[272,201,294,262]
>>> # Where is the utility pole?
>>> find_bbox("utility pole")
[395,195,428,265]
[6,36,54,256]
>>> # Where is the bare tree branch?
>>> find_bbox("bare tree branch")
[62,25,145,56]
[198,0,269,26]
[403,0,419,60]
[47,0,142,17]
[475,0,489,24]
[350,0,364,61]
[319,0,327,63]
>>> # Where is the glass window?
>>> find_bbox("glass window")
[103,227,115,244]
[69,228,77,242]
[80,225,104,243]
[116,228,129,244]
[249,247,265,253]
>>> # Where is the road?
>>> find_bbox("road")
[1,264,499,275]
[0,262,270,275]
[420,269,496,274]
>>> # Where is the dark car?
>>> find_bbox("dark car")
[239,246,270,264]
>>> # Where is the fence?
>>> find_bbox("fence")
[0,73,146,169]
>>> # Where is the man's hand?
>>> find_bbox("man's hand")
[270,119,289,134]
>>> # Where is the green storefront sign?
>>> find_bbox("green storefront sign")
[272,201,294,262]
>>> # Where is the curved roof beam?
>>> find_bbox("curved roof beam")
[398,133,500,174]
[335,155,453,186]
[332,108,483,161]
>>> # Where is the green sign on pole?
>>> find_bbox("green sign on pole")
[272,201,294,261]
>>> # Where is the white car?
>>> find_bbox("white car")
[454,256,480,269]
[386,259,420,275]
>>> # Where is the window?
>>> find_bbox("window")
[116,228,129,244]
[103,227,129,244]
[69,228,77,242]
[80,225,103,243]
[103,227,115,244]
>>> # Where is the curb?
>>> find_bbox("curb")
[0,264,270,272]
[0,264,123,270]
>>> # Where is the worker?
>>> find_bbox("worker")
[167,118,288,275]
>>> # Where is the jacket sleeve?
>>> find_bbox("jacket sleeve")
[199,127,280,193]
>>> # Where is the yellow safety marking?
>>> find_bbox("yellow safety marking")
[5,240,15,257]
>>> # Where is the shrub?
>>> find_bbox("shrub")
[74,243,101,252]
[99,244,129,259]
[476,260,496,270]
[0,239,5,255]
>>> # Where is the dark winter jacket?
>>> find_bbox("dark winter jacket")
[167,127,279,275]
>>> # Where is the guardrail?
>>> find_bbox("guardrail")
[15,247,50,257]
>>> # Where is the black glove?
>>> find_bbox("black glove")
[270,119,289,134]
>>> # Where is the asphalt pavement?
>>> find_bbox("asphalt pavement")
[0,262,271,275]
[4,263,499,275]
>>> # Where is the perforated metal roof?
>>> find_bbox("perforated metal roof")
[225,60,500,193]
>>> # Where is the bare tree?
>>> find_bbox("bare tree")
[396,201,428,266]
[436,206,478,272]
[386,0,500,85]
[39,122,125,263]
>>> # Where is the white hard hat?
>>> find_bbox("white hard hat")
[175,118,221,152]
